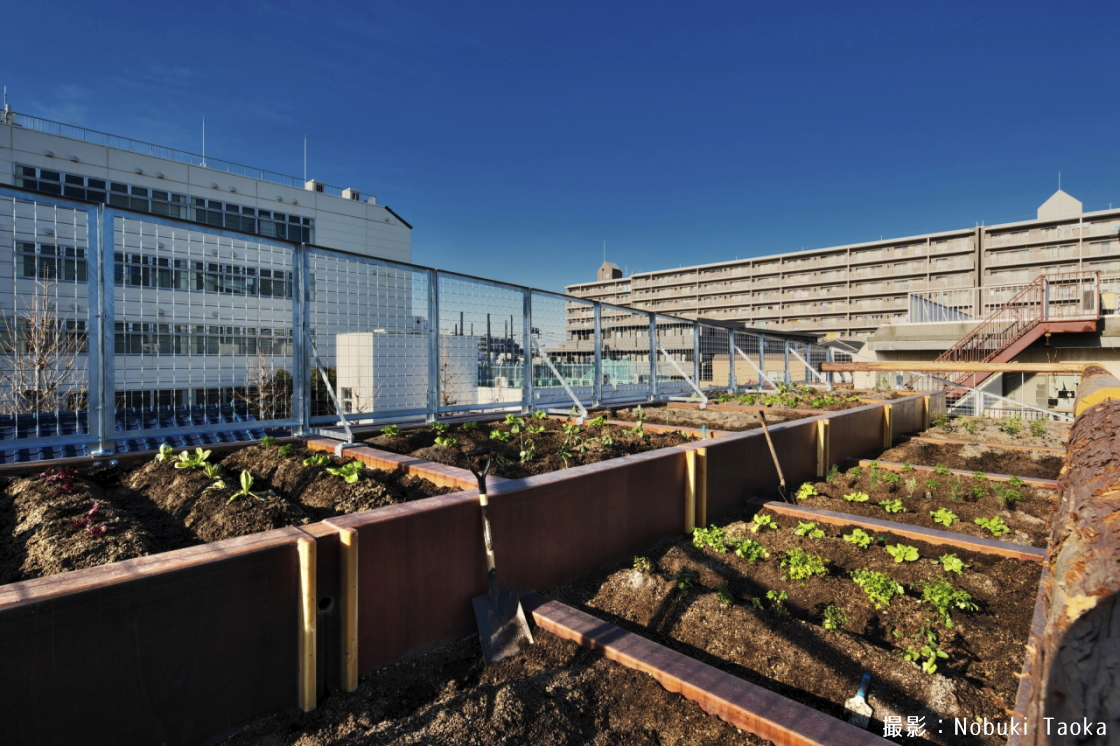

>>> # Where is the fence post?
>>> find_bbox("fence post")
[648,313,658,399]
[692,322,701,392]
[784,340,791,384]
[88,205,113,455]
[593,303,602,406]
[291,242,311,436]
[826,346,835,387]
[758,336,765,389]
[728,329,737,393]
[427,269,440,422]
[522,289,533,414]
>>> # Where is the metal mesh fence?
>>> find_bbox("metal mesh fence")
[697,323,730,391]
[732,330,763,388]
[654,315,694,395]
[530,291,594,408]
[762,336,787,385]
[599,303,652,401]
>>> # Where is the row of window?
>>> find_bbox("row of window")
[114,323,294,356]
[114,252,295,298]
[14,165,315,243]
[116,387,290,410]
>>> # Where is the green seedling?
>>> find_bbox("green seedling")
[749,514,778,533]
[461,420,479,431]
[975,516,1010,536]
[716,582,735,608]
[931,554,969,575]
[430,422,450,433]
[883,473,901,487]
[843,528,873,549]
[380,424,402,437]
[904,477,918,497]
[903,624,949,674]
[963,419,980,435]
[692,526,731,553]
[203,478,227,492]
[738,393,758,406]
[633,556,652,574]
[930,508,958,527]
[885,543,919,563]
[931,413,950,428]
[780,547,829,583]
[226,470,273,504]
[794,521,825,539]
[850,569,904,609]
[973,471,987,482]
[519,436,537,463]
[434,435,460,447]
[672,568,696,590]
[277,444,294,457]
[766,589,789,612]
[849,466,863,480]
[174,447,212,470]
[996,487,1024,509]
[1029,419,1048,438]
[948,478,963,503]
[326,461,363,484]
[796,483,819,500]
[1008,475,1024,488]
[822,604,849,631]
[1001,418,1022,437]
[731,537,769,564]
[303,453,331,467]
[750,597,765,610]
[844,491,870,502]
[826,464,840,484]
[933,464,951,476]
[203,462,221,479]
[916,577,977,628]
[587,414,608,427]
[260,436,277,447]
[969,486,986,501]
[155,443,174,462]
[490,429,511,442]
[900,461,915,472]
[879,499,904,514]
[925,478,941,490]
[868,461,880,471]
[532,410,548,420]
[525,423,546,435]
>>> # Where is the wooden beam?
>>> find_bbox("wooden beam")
[821,361,1087,374]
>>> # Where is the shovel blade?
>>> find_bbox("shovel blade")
[844,696,873,729]
[472,585,534,664]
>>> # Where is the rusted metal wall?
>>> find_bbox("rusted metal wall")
[1021,368,1120,744]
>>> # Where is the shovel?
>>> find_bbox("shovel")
[464,446,534,664]
[844,672,874,728]
[756,412,790,502]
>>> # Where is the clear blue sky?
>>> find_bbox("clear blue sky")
[5,1,1120,291]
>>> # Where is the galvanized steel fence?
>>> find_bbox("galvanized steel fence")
[0,186,840,460]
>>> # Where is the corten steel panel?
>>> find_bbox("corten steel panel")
[889,396,923,442]
[827,405,886,466]
[0,527,306,746]
[328,448,688,672]
[700,417,819,520]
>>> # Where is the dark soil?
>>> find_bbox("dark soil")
[549,510,1042,746]
[223,627,772,746]
[608,404,808,432]
[880,441,1064,481]
[796,466,1056,547]
[705,387,881,412]
[921,418,1067,449]
[0,444,456,585]
[365,416,695,479]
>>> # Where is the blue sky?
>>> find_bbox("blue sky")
[4,1,1120,291]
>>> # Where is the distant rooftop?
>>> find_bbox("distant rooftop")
[6,111,367,200]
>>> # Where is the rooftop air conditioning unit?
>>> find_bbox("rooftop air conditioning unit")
[342,188,361,201]
[304,179,324,193]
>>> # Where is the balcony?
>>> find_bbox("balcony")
[985,245,1076,268]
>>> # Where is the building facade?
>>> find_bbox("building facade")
[567,191,1120,339]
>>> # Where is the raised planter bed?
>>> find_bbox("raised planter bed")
[0,442,455,586]
[363,414,695,480]
[876,439,1063,481]
[919,417,1067,449]
[909,436,1064,456]
[609,403,809,432]
[547,509,1042,746]
[792,464,1057,547]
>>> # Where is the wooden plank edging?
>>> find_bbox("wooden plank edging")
[522,593,893,746]
[304,439,489,490]
[910,436,1065,455]
[854,459,1060,490]
[746,498,1046,562]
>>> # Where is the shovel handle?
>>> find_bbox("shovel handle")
[856,672,871,699]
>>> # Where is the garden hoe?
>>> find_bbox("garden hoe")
[756,412,790,502]
[465,446,534,663]
[844,672,874,728]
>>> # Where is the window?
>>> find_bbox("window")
[16,242,88,282]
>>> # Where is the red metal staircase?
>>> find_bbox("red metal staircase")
[935,271,1101,393]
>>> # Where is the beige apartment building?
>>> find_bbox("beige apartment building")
[567,190,1120,339]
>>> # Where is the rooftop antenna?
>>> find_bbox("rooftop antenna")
[1058,172,1061,191]
[201,117,206,167]
[602,240,606,264]
[2,87,10,123]
[304,137,307,183]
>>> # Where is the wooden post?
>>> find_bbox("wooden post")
[338,527,359,693]
[696,448,708,529]
[922,395,930,430]
[684,450,697,534]
[816,419,830,478]
[882,404,893,449]
[297,536,317,712]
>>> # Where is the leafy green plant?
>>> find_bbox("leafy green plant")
[749,596,764,610]
[904,477,918,497]
[716,582,735,608]
[844,491,869,502]
[868,461,880,471]
[793,521,825,539]
[822,604,849,631]
[996,487,1024,509]
[963,419,980,435]
[932,554,969,575]
[796,483,819,500]
[203,462,222,479]
[692,526,731,553]
[260,436,277,447]
[277,444,294,458]
[974,516,1010,536]
[519,435,537,463]
[155,443,174,462]
[731,538,769,564]
[885,543,919,563]
[780,547,829,583]
[850,569,904,609]
[925,478,941,490]
[1029,419,1048,438]
[434,435,460,447]
[826,464,840,484]
[174,447,212,470]
[303,453,331,467]
[948,478,963,503]
[460,421,480,432]
[380,424,402,437]
[672,568,696,590]
[226,470,273,504]
[490,429,511,442]
[1000,417,1022,437]
[901,461,915,472]
[933,464,951,476]
[430,422,450,433]
[766,589,789,612]
[930,508,958,527]
[849,466,863,480]
[879,499,904,514]
[931,413,950,428]
[843,528,873,549]
[902,624,949,674]
[969,486,986,500]
[749,514,778,533]
[738,393,758,406]
[587,414,608,427]
[326,461,363,484]
[633,556,652,574]
[1008,476,1024,488]
[972,471,987,482]
[883,473,901,490]
[916,577,977,628]
[532,410,548,420]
